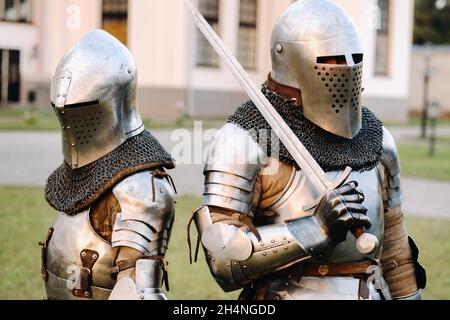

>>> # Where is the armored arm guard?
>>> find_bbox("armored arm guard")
[380,128,425,300]
[108,170,175,300]
[195,124,314,292]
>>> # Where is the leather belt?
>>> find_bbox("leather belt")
[275,260,377,278]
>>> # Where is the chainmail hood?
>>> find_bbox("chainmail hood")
[45,130,175,215]
[228,85,383,172]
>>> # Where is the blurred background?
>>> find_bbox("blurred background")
[0,0,449,300]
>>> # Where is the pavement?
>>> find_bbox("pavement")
[0,127,449,220]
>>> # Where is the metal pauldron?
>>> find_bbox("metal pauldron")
[194,206,310,292]
[203,123,267,214]
[112,171,176,256]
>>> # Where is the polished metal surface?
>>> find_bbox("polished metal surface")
[44,209,116,299]
[195,206,309,292]
[135,259,167,300]
[50,29,144,169]
[262,276,383,300]
[112,171,176,256]
[268,165,385,262]
[270,0,363,138]
[203,124,266,213]
[381,127,402,207]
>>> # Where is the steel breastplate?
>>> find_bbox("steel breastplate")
[44,208,115,300]
[265,165,384,262]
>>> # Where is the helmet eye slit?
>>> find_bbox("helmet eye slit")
[316,55,347,65]
[51,100,100,109]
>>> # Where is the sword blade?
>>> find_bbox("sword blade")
[185,0,330,193]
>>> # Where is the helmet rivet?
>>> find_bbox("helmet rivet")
[67,74,71,79]
[275,44,283,54]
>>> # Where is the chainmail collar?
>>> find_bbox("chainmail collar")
[227,85,384,172]
[45,130,175,215]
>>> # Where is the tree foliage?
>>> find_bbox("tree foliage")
[414,0,450,44]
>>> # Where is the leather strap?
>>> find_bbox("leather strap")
[38,227,54,281]
[73,249,99,298]
[274,260,377,278]
[266,73,303,106]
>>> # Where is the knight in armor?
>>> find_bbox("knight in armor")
[190,0,426,300]
[40,30,176,300]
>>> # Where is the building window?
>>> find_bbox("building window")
[196,0,220,67]
[0,0,32,23]
[102,0,128,45]
[0,49,21,105]
[374,0,390,75]
[238,0,258,70]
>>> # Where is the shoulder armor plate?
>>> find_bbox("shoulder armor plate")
[112,170,175,255]
[203,123,268,213]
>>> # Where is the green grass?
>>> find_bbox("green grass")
[0,187,448,300]
[398,143,450,181]
[0,187,238,300]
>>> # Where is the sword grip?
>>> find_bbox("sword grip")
[351,226,379,254]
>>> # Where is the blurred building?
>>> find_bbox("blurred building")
[0,0,414,122]
[409,45,450,118]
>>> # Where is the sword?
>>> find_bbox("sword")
[185,0,378,254]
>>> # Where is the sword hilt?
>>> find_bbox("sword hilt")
[351,226,379,254]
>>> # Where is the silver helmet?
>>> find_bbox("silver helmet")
[271,0,364,138]
[50,29,144,169]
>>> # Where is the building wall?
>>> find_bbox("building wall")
[0,0,415,123]
[409,45,450,117]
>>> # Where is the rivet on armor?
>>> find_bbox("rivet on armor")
[271,239,275,243]
[139,295,144,300]
[285,283,289,286]
[141,289,145,293]
[92,254,98,259]
[273,249,277,253]
[84,291,90,297]
[260,242,264,246]
[262,252,267,256]
[160,188,164,193]
[318,265,329,276]
[222,245,226,249]
[233,262,237,265]
[226,263,230,267]
[212,258,215,262]
[71,143,76,147]
[284,246,288,250]
[81,251,86,257]
[243,265,248,269]
[275,43,283,54]
[128,186,134,192]
[282,236,287,240]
